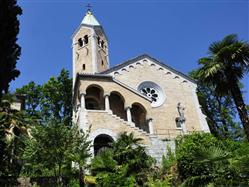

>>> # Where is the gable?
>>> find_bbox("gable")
[100,54,196,84]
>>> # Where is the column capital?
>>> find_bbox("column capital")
[80,92,86,97]
[125,106,131,110]
[104,93,110,97]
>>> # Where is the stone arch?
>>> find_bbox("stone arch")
[85,84,105,110]
[131,102,148,132]
[89,129,117,156]
[109,91,127,120]
[94,134,114,156]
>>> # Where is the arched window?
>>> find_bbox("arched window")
[82,64,86,70]
[101,40,104,48]
[84,35,88,45]
[78,38,83,47]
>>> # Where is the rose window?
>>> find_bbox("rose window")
[138,81,165,107]
[141,88,158,102]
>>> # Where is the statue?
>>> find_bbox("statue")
[176,102,187,134]
[177,102,185,122]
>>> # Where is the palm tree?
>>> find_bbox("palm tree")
[196,34,249,140]
[91,132,155,186]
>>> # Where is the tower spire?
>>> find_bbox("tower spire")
[81,4,100,26]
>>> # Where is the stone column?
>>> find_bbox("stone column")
[148,118,154,135]
[126,107,132,123]
[104,94,110,111]
[80,93,85,110]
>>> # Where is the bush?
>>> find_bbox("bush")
[176,132,221,181]
[176,132,249,186]
[91,132,155,186]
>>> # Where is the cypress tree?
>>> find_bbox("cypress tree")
[0,0,22,98]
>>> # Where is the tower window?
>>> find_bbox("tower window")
[83,64,86,70]
[78,38,83,47]
[101,41,104,48]
[101,60,104,66]
[97,36,100,45]
[84,35,88,45]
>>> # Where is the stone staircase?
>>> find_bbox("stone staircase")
[80,109,175,164]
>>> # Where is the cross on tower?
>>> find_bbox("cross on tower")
[86,3,92,12]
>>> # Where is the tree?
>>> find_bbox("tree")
[190,70,244,139]
[0,94,32,178]
[91,132,155,186]
[16,81,42,117]
[22,121,91,186]
[175,132,249,186]
[16,69,72,126]
[196,34,249,140]
[66,127,92,187]
[39,69,72,125]
[0,0,22,98]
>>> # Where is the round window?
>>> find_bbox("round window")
[138,81,165,107]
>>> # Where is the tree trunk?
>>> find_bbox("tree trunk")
[228,76,249,141]
[79,166,85,187]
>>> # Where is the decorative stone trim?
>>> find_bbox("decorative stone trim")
[89,128,117,142]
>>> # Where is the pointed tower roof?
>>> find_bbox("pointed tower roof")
[81,10,100,26]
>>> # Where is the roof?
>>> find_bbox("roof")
[81,10,100,26]
[73,73,152,103]
[72,10,108,41]
[100,54,196,84]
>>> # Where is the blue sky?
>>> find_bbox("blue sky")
[12,0,248,101]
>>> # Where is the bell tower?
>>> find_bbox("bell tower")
[72,9,109,84]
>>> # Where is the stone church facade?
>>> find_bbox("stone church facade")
[72,10,210,162]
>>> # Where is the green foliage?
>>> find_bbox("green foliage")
[195,34,249,140]
[0,94,33,177]
[16,69,72,126]
[16,81,42,117]
[0,0,22,97]
[21,121,91,185]
[146,178,171,187]
[162,146,176,173]
[190,70,245,140]
[176,132,249,186]
[176,133,219,177]
[68,178,80,187]
[91,132,155,186]
[40,69,72,125]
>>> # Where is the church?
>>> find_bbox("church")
[72,10,210,162]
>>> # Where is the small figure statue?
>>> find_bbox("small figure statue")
[176,102,187,134]
[177,102,185,122]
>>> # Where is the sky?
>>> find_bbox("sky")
[12,0,248,101]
